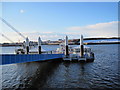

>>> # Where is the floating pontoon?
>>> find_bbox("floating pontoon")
[56,35,94,62]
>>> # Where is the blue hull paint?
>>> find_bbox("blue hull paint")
[0,54,64,65]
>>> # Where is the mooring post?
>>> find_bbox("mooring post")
[65,35,69,56]
[38,37,42,54]
[80,35,84,57]
[26,37,29,54]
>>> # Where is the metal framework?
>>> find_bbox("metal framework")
[0,17,26,39]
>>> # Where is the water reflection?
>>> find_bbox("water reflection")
[2,61,61,89]
[28,61,61,88]
[80,63,85,75]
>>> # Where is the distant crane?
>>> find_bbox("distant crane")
[1,33,14,43]
[0,17,26,39]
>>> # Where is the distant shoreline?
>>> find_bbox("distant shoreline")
[0,42,120,47]
[84,42,120,45]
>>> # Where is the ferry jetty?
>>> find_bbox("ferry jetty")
[1,35,95,65]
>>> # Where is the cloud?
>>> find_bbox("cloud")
[22,32,65,41]
[20,9,25,13]
[66,21,118,37]
[0,21,118,43]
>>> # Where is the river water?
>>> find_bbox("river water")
[1,44,120,89]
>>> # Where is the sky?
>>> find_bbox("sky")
[0,2,118,43]
[1,0,120,2]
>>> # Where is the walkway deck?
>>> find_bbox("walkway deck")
[0,54,64,65]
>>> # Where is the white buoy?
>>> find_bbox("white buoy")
[26,37,29,54]
[80,35,84,57]
[38,37,42,54]
[65,36,69,56]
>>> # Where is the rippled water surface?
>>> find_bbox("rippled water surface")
[1,44,120,89]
